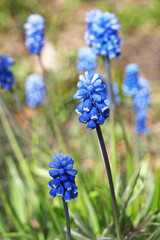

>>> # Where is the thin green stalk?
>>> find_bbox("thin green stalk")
[38,54,67,153]
[103,56,133,181]
[137,134,143,162]
[62,199,71,240]
[96,125,122,240]
[103,57,132,156]
[103,56,117,180]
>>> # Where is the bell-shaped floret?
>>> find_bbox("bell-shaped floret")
[83,99,92,112]
[87,120,96,130]
[56,186,64,197]
[49,170,59,178]
[64,181,72,191]
[79,112,90,123]
[49,188,57,198]
[89,107,99,120]
[71,192,78,199]
[60,174,68,182]
[51,178,61,188]
[96,115,106,125]
[66,169,77,176]
[64,191,72,202]
[72,184,78,194]
[76,102,84,115]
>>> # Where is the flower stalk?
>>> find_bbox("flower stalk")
[104,56,132,164]
[103,56,117,179]
[96,124,122,240]
[62,199,71,240]
[38,54,67,153]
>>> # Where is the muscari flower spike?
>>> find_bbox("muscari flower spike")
[24,14,45,54]
[25,73,45,108]
[85,9,121,58]
[133,77,150,112]
[77,47,97,73]
[123,63,140,96]
[48,153,78,202]
[135,112,149,134]
[0,54,15,90]
[74,71,110,130]
[133,76,150,135]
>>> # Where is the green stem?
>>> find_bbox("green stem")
[38,54,67,153]
[103,56,132,168]
[103,56,117,179]
[96,125,122,240]
[62,199,71,240]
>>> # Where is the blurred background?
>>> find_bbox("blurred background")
[0,0,160,239]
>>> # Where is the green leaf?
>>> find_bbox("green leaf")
[71,230,91,240]
[70,212,94,238]
[6,156,27,224]
[151,168,160,212]
[77,176,100,236]
[2,232,34,239]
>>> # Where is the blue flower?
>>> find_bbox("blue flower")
[0,54,15,90]
[85,9,121,58]
[133,77,150,112]
[48,153,78,202]
[24,14,45,54]
[135,112,149,134]
[74,71,110,130]
[77,47,97,72]
[25,73,45,108]
[123,63,140,96]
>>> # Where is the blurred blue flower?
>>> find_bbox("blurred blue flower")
[85,9,121,58]
[0,54,15,90]
[48,153,78,202]
[123,63,140,96]
[133,77,150,112]
[135,112,149,134]
[24,14,45,54]
[74,71,110,130]
[25,73,45,108]
[77,47,97,72]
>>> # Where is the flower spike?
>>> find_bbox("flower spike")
[48,153,78,202]
[74,71,110,130]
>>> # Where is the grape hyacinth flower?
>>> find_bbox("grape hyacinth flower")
[24,14,45,54]
[48,153,78,202]
[77,47,97,73]
[133,77,150,112]
[25,73,45,108]
[135,112,149,134]
[85,9,121,58]
[133,77,150,135]
[74,71,110,130]
[123,63,140,96]
[0,54,15,90]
